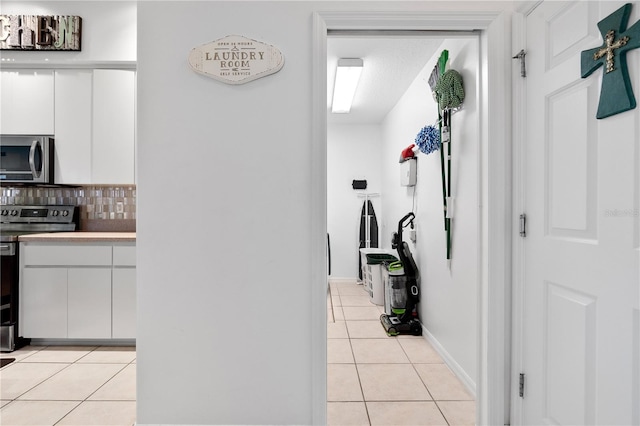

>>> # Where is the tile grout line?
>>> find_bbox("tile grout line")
[82,363,130,402]
[0,346,134,426]
[328,284,336,323]
[52,400,83,426]
[331,283,372,424]
[345,302,373,426]
[9,361,76,402]
[400,338,453,425]
[328,283,474,425]
[54,346,133,426]
[2,398,133,402]
[406,345,458,426]
[1,352,80,423]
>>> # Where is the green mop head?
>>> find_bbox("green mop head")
[435,69,465,111]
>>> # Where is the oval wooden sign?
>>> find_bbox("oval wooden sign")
[188,35,284,85]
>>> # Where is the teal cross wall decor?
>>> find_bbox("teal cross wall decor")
[581,3,640,119]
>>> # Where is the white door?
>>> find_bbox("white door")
[520,1,640,425]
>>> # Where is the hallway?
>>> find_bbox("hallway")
[328,279,475,425]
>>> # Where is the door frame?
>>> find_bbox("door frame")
[312,10,513,426]
[510,6,532,425]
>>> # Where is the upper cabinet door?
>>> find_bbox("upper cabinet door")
[4,68,135,185]
[92,69,136,184]
[0,70,54,135]
[54,70,93,184]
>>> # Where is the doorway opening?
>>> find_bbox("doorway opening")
[325,30,480,425]
[312,11,513,426]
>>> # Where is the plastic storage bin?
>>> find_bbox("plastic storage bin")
[359,248,391,284]
[364,253,398,305]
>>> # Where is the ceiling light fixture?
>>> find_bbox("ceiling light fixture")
[331,58,363,113]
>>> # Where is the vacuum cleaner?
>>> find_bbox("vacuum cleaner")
[380,212,422,336]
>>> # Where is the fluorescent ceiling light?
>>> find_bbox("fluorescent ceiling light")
[331,58,363,113]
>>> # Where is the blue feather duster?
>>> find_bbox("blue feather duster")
[415,125,440,155]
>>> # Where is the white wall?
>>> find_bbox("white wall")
[137,2,317,424]
[1,1,136,63]
[327,124,382,279]
[0,1,516,424]
[381,37,480,387]
[135,2,511,425]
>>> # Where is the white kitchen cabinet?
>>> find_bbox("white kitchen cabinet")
[113,268,136,338]
[53,69,136,185]
[21,266,111,339]
[113,244,136,338]
[54,70,93,184]
[20,241,136,340]
[0,70,54,135]
[92,69,135,184]
[68,268,112,338]
[21,268,67,338]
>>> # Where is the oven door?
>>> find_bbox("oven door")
[1,241,17,351]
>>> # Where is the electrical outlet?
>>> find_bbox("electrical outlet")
[116,202,124,213]
[409,229,417,243]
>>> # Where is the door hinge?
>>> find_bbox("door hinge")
[519,373,525,398]
[513,49,527,77]
[519,213,527,237]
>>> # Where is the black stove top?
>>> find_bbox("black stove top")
[0,205,77,242]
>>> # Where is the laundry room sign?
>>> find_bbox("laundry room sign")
[188,35,284,85]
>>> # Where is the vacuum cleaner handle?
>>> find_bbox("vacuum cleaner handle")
[392,213,415,249]
[397,212,415,236]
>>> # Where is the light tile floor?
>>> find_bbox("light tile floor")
[328,279,475,426]
[0,345,136,426]
[0,280,474,425]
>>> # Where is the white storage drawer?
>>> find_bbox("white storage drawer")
[23,244,112,266]
[113,245,136,266]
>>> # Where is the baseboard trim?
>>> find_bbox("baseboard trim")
[422,325,477,398]
[29,338,136,347]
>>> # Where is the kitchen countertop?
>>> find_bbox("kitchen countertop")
[18,232,136,243]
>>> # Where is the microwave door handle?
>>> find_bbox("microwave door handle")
[29,140,41,178]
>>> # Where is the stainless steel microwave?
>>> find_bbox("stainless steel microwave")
[0,136,54,184]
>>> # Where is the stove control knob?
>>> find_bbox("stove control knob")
[61,210,69,217]
[10,210,18,216]
[51,210,60,217]
[1,209,7,216]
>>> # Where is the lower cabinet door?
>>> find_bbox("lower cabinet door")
[67,268,112,338]
[112,268,136,338]
[21,268,68,338]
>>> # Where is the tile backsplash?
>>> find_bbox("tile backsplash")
[1,185,136,222]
